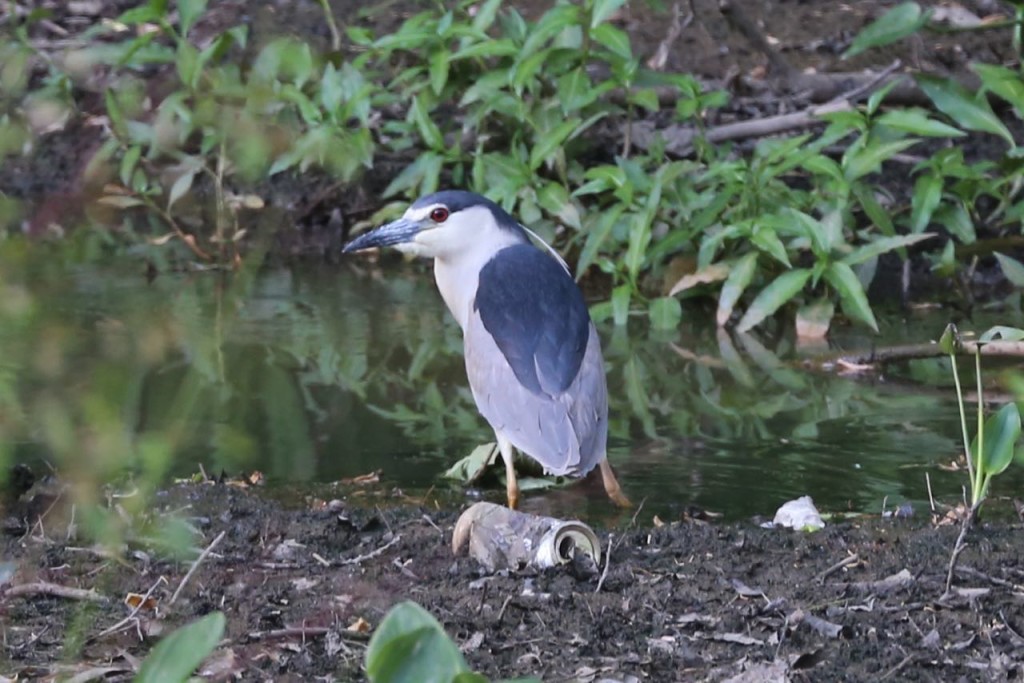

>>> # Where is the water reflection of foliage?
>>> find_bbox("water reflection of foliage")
[0,250,977,520]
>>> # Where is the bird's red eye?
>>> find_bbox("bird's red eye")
[430,207,449,223]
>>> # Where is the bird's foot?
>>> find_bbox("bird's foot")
[599,458,632,508]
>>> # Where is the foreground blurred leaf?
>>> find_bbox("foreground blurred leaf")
[135,612,225,683]
[366,602,471,683]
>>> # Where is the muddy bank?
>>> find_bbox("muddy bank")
[3,481,1023,681]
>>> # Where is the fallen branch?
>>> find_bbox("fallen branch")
[4,581,107,603]
[809,340,1024,371]
[718,0,962,105]
[816,553,860,583]
[634,60,905,156]
[339,534,401,566]
[246,626,331,641]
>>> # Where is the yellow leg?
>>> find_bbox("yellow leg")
[497,436,520,509]
[599,457,632,508]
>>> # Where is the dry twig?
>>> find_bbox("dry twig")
[170,530,226,605]
[4,581,107,603]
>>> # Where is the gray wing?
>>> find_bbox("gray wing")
[464,312,608,477]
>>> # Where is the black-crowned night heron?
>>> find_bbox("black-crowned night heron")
[343,190,630,509]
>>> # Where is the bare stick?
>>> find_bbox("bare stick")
[816,553,860,583]
[247,625,332,641]
[595,533,614,593]
[880,653,915,681]
[92,576,169,642]
[4,581,107,603]
[170,530,226,605]
[339,535,401,566]
[943,508,976,598]
[646,3,693,71]
[925,473,936,515]
[810,340,1024,371]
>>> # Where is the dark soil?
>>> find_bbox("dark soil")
[4,481,1024,681]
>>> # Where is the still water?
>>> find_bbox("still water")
[3,252,1022,521]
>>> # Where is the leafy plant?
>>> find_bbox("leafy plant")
[939,324,1022,510]
[366,601,539,683]
[135,611,225,683]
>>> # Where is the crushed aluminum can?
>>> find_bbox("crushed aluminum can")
[452,502,602,572]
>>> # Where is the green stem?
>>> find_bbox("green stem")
[973,349,984,506]
[949,352,974,490]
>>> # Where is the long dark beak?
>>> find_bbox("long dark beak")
[342,218,422,253]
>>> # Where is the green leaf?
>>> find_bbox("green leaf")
[471,0,503,32]
[576,204,623,277]
[648,296,682,331]
[841,233,935,266]
[409,95,444,150]
[521,5,579,57]
[537,182,581,230]
[512,48,551,93]
[120,145,142,186]
[529,119,579,170]
[167,168,198,210]
[916,74,1015,146]
[852,185,895,236]
[591,0,627,28]
[611,284,631,326]
[135,612,225,683]
[973,63,1024,112]
[442,443,497,483]
[428,49,449,95]
[382,151,442,198]
[843,138,919,181]
[972,402,1021,478]
[366,602,471,683]
[176,41,200,89]
[979,325,1024,342]
[843,3,929,59]
[736,268,812,333]
[177,0,208,37]
[875,109,965,137]
[866,78,901,115]
[824,262,879,332]
[994,252,1024,288]
[591,23,631,60]
[104,89,127,139]
[909,172,943,233]
[556,68,593,114]
[452,39,519,60]
[750,225,791,267]
[717,252,758,327]
[938,323,958,355]
[795,298,835,339]
[934,202,975,244]
[628,87,659,112]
